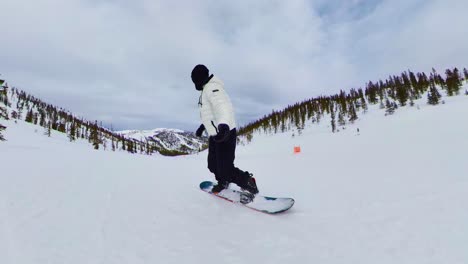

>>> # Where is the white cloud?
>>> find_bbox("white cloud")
[1,0,467,130]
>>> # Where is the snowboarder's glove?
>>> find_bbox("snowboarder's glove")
[214,123,230,142]
[195,124,205,137]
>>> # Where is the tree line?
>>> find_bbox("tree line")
[238,67,467,142]
[0,83,161,154]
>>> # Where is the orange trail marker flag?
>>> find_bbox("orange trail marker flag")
[294,146,301,154]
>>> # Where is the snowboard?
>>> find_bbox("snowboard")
[199,181,295,214]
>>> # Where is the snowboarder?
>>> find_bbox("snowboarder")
[191,64,259,195]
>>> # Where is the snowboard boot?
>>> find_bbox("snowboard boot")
[212,181,229,194]
[240,172,259,195]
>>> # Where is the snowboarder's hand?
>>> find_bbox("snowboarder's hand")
[214,123,230,142]
[195,124,205,137]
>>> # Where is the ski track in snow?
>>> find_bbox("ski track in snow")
[1,94,468,263]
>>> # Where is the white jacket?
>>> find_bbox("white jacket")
[198,75,237,136]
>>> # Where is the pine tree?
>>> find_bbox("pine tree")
[0,84,8,120]
[445,69,455,96]
[25,109,34,123]
[338,110,346,126]
[112,137,116,151]
[365,81,378,104]
[57,123,66,133]
[0,124,6,141]
[33,113,39,125]
[427,82,442,105]
[90,122,100,150]
[75,122,81,139]
[409,70,420,98]
[385,99,396,115]
[330,104,336,133]
[44,121,52,137]
[348,103,358,123]
[464,68,468,83]
[10,111,17,119]
[127,140,134,153]
[418,72,430,92]
[454,68,462,94]
[395,76,409,106]
[445,68,462,96]
[0,104,7,120]
[378,80,385,102]
[68,122,76,142]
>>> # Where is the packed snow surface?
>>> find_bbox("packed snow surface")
[1,95,467,264]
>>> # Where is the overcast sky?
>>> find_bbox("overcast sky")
[1,0,467,131]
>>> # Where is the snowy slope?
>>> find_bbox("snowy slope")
[1,95,468,264]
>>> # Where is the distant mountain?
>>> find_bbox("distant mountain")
[119,128,207,155]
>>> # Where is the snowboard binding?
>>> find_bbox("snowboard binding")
[240,191,255,204]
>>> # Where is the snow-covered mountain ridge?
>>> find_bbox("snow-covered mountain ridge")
[118,128,207,155]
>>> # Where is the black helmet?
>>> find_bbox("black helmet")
[191,64,209,91]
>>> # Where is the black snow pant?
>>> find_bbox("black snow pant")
[207,128,250,188]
